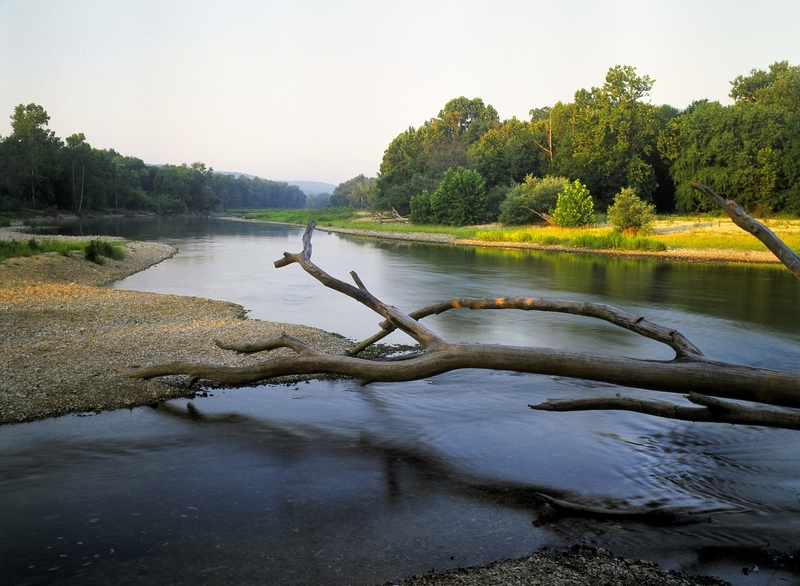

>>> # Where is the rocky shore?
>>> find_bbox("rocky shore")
[0,225,732,585]
[0,226,352,425]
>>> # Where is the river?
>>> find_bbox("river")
[2,216,800,585]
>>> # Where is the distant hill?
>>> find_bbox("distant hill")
[216,173,336,196]
[287,180,337,195]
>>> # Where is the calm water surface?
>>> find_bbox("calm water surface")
[3,217,800,585]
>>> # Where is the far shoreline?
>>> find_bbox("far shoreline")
[228,217,784,267]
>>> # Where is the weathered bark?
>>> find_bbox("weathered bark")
[118,184,800,428]
[531,392,800,430]
[691,182,800,279]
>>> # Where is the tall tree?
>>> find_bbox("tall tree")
[661,61,800,214]
[333,174,376,209]
[8,103,62,209]
[568,66,660,207]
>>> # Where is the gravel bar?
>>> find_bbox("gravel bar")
[0,225,352,425]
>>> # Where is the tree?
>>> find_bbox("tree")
[661,62,800,215]
[607,187,656,233]
[569,66,660,207]
[153,163,216,213]
[468,117,546,190]
[109,155,151,210]
[498,175,569,225]
[435,96,499,144]
[7,103,62,210]
[333,174,376,209]
[375,98,500,213]
[409,190,433,224]
[551,180,594,227]
[119,183,800,432]
[62,133,94,213]
[429,167,487,226]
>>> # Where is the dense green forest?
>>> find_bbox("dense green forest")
[3,61,798,220]
[361,61,800,222]
[0,107,306,213]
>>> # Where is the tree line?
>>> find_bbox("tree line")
[0,105,306,214]
[357,61,800,223]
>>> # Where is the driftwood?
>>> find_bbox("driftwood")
[373,207,409,223]
[691,182,800,280]
[118,184,800,429]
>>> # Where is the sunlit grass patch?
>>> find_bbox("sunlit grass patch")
[474,226,667,251]
[0,238,126,264]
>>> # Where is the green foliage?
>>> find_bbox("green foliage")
[467,117,545,189]
[661,61,800,215]
[607,187,656,233]
[305,193,332,209]
[0,216,11,228]
[499,175,569,225]
[244,208,357,224]
[0,238,124,263]
[568,65,660,207]
[484,184,511,221]
[551,180,595,227]
[409,190,432,224]
[429,167,487,226]
[83,239,125,265]
[473,227,666,251]
[333,174,375,209]
[375,97,500,213]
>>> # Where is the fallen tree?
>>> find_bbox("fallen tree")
[118,184,800,429]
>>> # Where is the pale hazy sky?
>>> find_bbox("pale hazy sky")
[1,0,798,185]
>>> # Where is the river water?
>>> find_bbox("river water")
[2,217,800,585]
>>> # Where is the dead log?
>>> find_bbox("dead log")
[118,206,800,427]
[691,182,800,279]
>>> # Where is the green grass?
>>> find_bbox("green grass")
[474,226,667,251]
[243,209,481,238]
[243,209,800,255]
[0,238,126,264]
[244,208,359,224]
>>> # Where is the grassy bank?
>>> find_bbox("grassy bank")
[243,209,800,255]
[0,238,126,264]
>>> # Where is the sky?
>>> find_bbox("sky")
[1,0,799,186]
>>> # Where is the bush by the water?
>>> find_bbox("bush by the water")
[84,239,124,265]
[409,190,433,224]
[499,175,569,225]
[607,187,656,233]
[551,180,595,227]
[429,167,488,226]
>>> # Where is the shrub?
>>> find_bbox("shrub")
[429,167,487,226]
[409,190,433,224]
[499,175,570,225]
[84,239,124,265]
[551,180,595,227]
[607,187,656,233]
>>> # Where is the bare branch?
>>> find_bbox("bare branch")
[273,222,447,350]
[692,182,800,279]
[353,297,703,359]
[529,392,800,430]
[215,333,323,356]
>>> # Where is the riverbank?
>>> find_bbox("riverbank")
[233,217,786,266]
[0,226,353,424]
